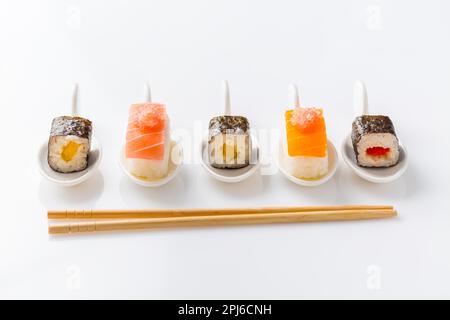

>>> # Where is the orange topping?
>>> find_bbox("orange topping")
[285,108,327,158]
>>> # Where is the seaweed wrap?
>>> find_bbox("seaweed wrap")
[48,116,92,173]
[351,115,399,168]
[208,115,252,169]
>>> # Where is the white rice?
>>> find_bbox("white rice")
[356,133,399,167]
[48,135,90,173]
[282,137,328,179]
[125,155,169,180]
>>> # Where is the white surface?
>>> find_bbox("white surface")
[1,0,450,299]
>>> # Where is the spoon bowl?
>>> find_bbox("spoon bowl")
[342,80,409,183]
[119,136,183,187]
[277,138,338,187]
[276,83,338,187]
[341,134,408,184]
[200,133,260,183]
[38,136,102,187]
[119,84,184,187]
[199,81,261,183]
[37,84,102,187]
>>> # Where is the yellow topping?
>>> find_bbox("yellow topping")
[61,141,80,162]
[222,143,238,162]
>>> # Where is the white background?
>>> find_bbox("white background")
[1,0,450,299]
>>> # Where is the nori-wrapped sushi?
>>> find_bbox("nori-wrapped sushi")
[208,115,252,169]
[48,116,92,173]
[351,115,399,167]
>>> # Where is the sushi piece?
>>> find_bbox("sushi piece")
[352,115,399,167]
[208,115,252,169]
[47,116,92,173]
[283,107,328,179]
[125,103,170,180]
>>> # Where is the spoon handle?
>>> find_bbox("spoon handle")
[353,80,369,116]
[145,83,152,103]
[71,83,79,116]
[223,80,231,116]
[289,83,300,108]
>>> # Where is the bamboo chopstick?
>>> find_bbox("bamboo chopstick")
[48,205,394,220]
[48,208,397,235]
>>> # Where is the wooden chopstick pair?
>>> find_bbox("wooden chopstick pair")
[47,205,397,235]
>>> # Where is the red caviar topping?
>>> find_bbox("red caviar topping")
[290,107,323,133]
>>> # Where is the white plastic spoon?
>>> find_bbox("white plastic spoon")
[119,83,183,187]
[38,83,102,187]
[200,80,260,183]
[277,83,338,187]
[341,80,408,183]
